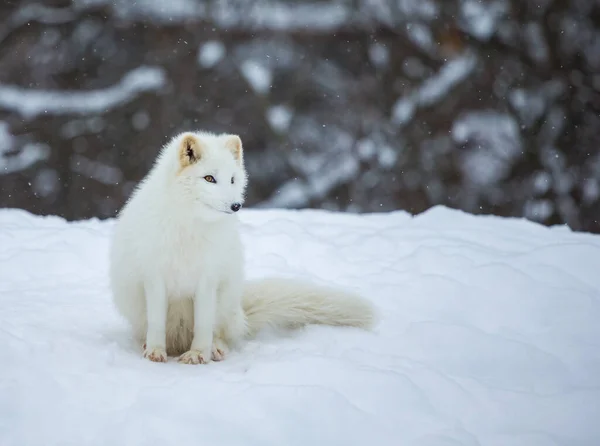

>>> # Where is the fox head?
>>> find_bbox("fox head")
[170,131,248,222]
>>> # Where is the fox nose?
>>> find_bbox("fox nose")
[230,203,241,212]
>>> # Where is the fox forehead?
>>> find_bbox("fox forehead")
[191,156,241,177]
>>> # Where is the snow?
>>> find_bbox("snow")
[0,66,165,119]
[262,154,359,208]
[418,53,477,106]
[391,98,416,125]
[197,40,226,69]
[368,42,389,67]
[31,169,60,198]
[392,52,477,125]
[405,23,435,52]
[73,0,350,30]
[218,1,352,31]
[452,110,522,185]
[377,145,397,168]
[397,0,438,19]
[524,22,550,64]
[73,0,204,23]
[266,105,293,132]
[508,80,564,129]
[0,122,51,174]
[70,154,123,186]
[240,60,272,95]
[459,0,507,41]
[131,111,151,131]
[10,3,75,26]
[583,178,599,204]
[0,122,15,170]
[532,171,552,195]
[61,117,105,139]
[1,206,600,446]
[524,199,554,222]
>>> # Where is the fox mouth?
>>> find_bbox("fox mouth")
[203,203,234,214]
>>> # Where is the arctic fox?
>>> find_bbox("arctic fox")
[109,131,376,364]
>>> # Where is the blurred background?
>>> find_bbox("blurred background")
[0,0,598,232]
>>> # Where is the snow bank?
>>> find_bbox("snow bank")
[0,206,599,445]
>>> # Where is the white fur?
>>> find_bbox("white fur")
[109,130,376,364]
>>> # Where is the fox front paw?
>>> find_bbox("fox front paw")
[178,349,211,365]
[143,346,167,363]
[211,339,229,361]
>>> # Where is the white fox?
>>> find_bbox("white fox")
[109,131,376,364]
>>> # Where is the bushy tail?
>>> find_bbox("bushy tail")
[242,278,377,337]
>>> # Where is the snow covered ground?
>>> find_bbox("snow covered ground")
[0,206,599,446]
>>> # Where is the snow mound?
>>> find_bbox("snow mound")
[0,206,599,446]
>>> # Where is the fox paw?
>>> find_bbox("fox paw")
[178,349,210,365]
[143,346,167,363]
[211,339,229,361]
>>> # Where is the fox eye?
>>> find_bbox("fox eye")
[204,175,216,183]
[231,177,235,184]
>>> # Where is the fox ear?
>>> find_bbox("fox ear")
[178,133,202,168]
[224,135,243,163]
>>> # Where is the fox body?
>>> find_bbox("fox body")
[109,131,376,364]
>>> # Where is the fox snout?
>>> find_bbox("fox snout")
[230,203,241,212]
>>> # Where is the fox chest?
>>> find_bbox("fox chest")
[156,236,239,300]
